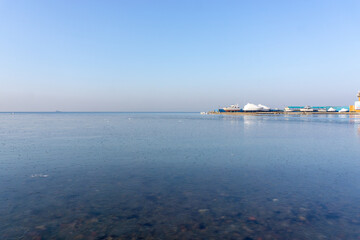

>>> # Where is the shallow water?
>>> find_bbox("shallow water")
[1,113,360,239]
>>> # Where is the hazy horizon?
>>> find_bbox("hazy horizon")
[1,0,360,112]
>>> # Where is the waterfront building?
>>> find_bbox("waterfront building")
[349,91,360,112]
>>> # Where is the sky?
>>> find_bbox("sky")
[1,0,360,112]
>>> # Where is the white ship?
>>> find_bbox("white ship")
[300,106,314,112]
[219,104,242,112]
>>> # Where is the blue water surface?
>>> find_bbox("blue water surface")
[0,113,360,239]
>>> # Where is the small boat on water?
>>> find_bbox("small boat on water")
[219,104,242,112]
[300,106,314,112]
[327,107,337,112]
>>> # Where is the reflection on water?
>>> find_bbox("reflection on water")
[348,115,360,138]
[357,126,360,137]
[1,113,360,239]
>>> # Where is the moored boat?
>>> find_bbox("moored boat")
[219,104,242,112]
[300,106,314,112]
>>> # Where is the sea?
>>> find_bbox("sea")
[1,112,360,240]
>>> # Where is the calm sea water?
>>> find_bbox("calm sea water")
[1,113,360,240]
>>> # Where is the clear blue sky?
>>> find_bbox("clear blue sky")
[1,0,359,111]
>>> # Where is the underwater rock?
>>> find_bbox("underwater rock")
[198,223,206,229]
[35,225,46,230]
[198,209,209,214]
[30,174,48,178]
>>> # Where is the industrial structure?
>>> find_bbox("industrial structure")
[350,91,360,113]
